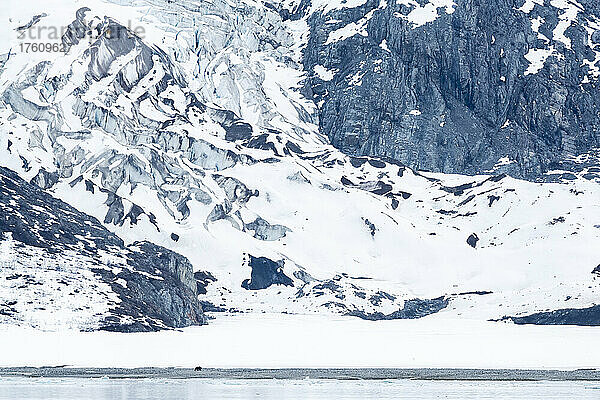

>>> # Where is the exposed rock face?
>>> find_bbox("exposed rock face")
[241,255,294,290]
[301,0,600,179]
[30,168,59,190]
[194,271,217,295]
[467,233,479,248]
[347,297,449,321]
[98,241,205,332]
[502,305,600,326]
[0,166,205,331]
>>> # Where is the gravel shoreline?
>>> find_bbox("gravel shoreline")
[1,367,599,381]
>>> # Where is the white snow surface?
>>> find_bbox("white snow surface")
[517,0,544,14]
[0,238,120,331]
[1,313,600,369]
[395,0,455,28]
[524,47,555,75]
[313,65,335,81]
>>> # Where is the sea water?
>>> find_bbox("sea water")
[0,377,599,399]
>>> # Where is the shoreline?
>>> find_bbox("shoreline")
[1,367,600,381]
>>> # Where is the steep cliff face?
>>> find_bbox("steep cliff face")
[301,0,600,179]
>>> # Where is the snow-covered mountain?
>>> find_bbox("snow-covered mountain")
[0,0,599,331]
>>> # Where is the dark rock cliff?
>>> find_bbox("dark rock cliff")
[501,305,600,326]
[300,0,600,179]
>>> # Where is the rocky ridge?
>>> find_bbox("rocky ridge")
[0,165,205,331]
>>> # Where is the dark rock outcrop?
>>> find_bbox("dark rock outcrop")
[467,233,479,248]
[30,168,59,190]
[241,254,293,290]
[501,305,600,326]
[99,241,205,332]
[347,296,449,320]
[194,271,217,295]
[362,218,377,237]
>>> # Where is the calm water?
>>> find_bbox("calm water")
[1,377,599,399]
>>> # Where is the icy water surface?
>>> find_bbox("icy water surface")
[1,377,599,399]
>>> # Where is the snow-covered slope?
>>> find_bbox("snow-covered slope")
[0,165,205,331]
[0,0,599,329]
